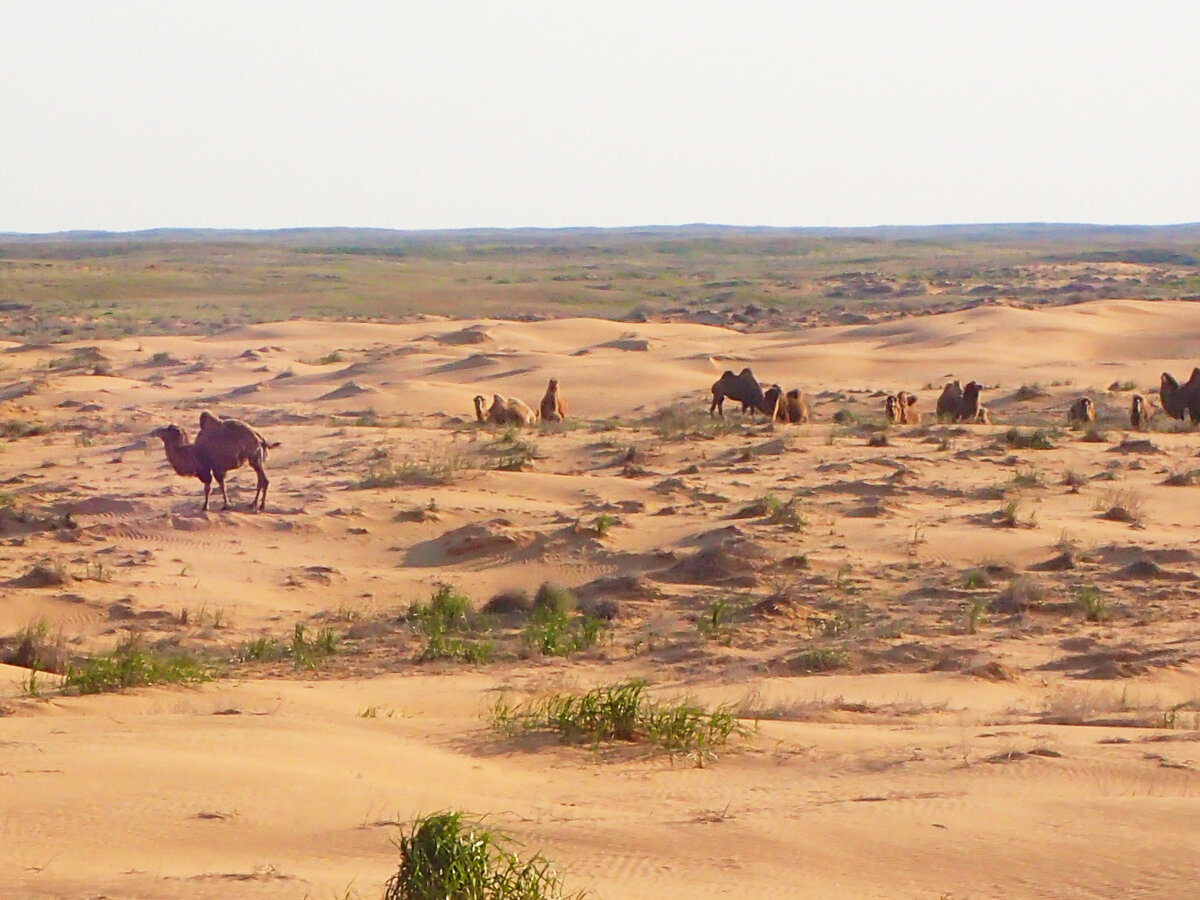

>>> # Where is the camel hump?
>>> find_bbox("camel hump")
[198,410,220,430]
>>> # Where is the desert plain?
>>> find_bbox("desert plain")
[1,229,1200,899]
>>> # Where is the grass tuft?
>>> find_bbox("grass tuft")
[383,811,585,900]
[491,680,748,765]
[1074,586,1109,622]
[1005,427,1055,450]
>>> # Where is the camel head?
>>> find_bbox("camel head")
[547,378,558,390]
[150,424,188,447]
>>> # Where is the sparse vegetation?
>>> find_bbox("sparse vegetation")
[1098,488,1146,524]
[490,680,748,764]
[357,448,472,488]
[62,633,213,694]
[520,605,604,657]
[995,576,1046,613]
[962,568,991,590]
[791,647,849,672]
[409,585,493,663]
[289,622,338,668]
[1004,427,1055,450]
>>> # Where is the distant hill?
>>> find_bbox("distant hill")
[3,222,1200,249]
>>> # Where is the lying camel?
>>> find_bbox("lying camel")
[936,380,987,423]
[936,381,963,421]
[151,411,278,511]
[779,388,810,423]
[885,391,919,425]
[1067,396,1096,426]
[539,378,567,423]
[1130,393,1154,430]
[710,368,765,418]
[474,393,538,426]
[1159,369,1200,423]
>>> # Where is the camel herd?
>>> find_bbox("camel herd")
[147,367,1200,513]
[471,378,566,427]
[704,366,1191,436]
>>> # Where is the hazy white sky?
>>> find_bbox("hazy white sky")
[2,1,1198,232]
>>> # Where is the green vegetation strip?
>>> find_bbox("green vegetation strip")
[63,634,213,695]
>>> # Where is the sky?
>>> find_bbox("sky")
[2,0,1199,233]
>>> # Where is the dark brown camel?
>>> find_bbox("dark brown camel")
[151,411,278,511]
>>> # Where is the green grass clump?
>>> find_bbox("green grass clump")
[63,634,213,695]
[791,647,849,672]
[383,811,584,900]
[238,635,285,662]
[962,568,991,590]
[1005,427,1055,450]
[491,680,748,764]
[1075,586,1109,622]
[2,621,67,674]
[289,622,338,668]
[410,585,492,664]
[520,606,605,657]
[489,431,541,471]
[697,598,735,643]
[411,584,474,631]
[533,581,576,616]
[592,513,617,537]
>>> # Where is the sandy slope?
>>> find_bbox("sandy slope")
[1,298,1200,898]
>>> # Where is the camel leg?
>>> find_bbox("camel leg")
[710,393,724,418]
[214,472,230,510]
[200,471,212,512]
[250,459,268,511]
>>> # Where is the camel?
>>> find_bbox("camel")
[1159,369,1200,423]
[539,378,567,423]
[780,389,809,423]
[474,393,538,426]
[885,391,919,425]
[936,380,986,423]
[959,382,984,423]
[710,368,766,418]
[935,381,963,421]
[151,411,277,512]
[1130,393,1153,430]
[1067,396,1096,426]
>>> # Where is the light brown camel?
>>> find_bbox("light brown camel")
[474,394,538,426]
[151,411,277,511]
[1067,396,1096,426]
[771,388,809,424]
[539,378,567,423]
[1130,394,1153,430]
[885,391,919,425]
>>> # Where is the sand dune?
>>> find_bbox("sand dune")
[2,298,1200,898]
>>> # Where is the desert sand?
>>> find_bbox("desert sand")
[2,298,1200,899]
